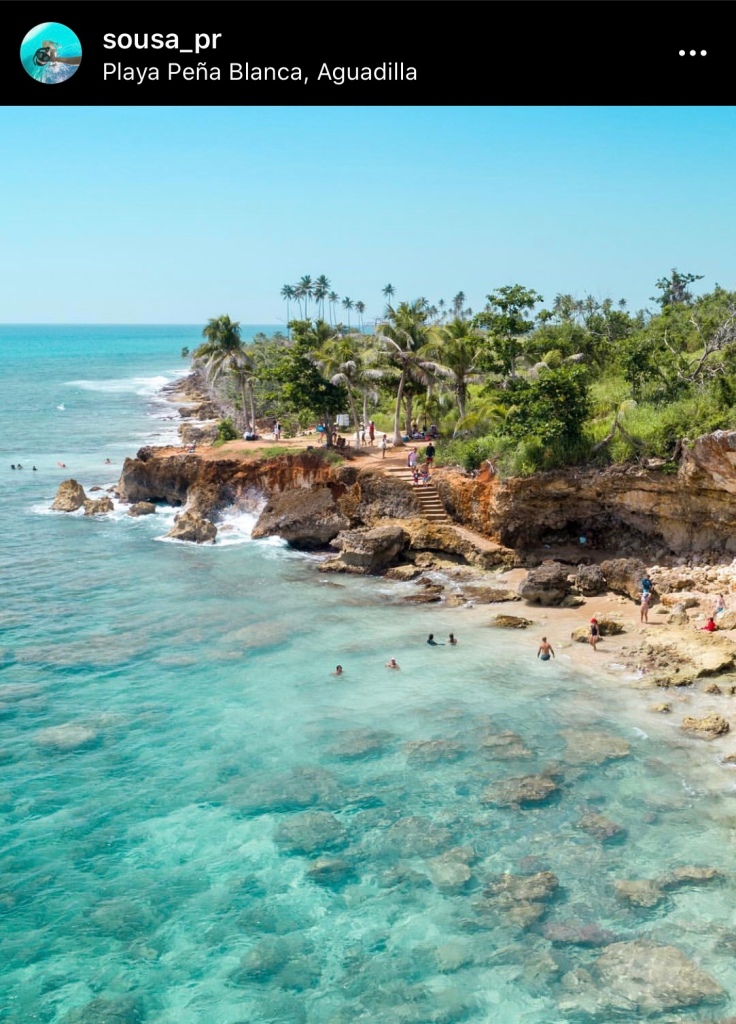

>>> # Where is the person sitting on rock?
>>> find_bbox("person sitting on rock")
[700,617,717,633]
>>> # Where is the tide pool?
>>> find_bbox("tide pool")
[2,326,736,1023]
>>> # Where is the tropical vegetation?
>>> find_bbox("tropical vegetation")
[191,270,736,473]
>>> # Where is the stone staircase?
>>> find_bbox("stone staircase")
[384,465,451,524]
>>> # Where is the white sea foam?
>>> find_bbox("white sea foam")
[631,726,649,739]
[64,375,172,396]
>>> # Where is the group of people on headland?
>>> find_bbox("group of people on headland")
[407,442,435,484]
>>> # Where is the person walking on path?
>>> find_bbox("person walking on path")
[368,421,375,446]
[537,637,555,661]
[407,447,418,471]
[380,434,388,458]
[425,441,436,468]
[589,618,600,650]
[274,420,281,441]
[640,591,651,624]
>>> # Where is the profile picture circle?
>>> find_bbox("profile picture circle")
[21,23,81,83]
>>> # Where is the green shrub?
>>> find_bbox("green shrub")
[216,417,239,443]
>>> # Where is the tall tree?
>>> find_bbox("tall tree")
[473,284,543,378]
[328,291,340,326]
[280,284,295,336]
[355,301,366,332]
[452,291,466,318]
[430,317,484,423]
[265,324,347,446]
[194,315,248,426]
[296,275,313,319]
[314,275,331,319]
[651,268,704,309]
[342,296,354,330]
[374,299,442,445]
[382,283,395,308]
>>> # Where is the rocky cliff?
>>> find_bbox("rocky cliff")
[433,430,736,561]
[117,430,736,562]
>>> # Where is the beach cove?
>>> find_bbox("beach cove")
[6,326,736,1023]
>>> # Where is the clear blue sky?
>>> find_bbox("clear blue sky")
[1,105,735,324]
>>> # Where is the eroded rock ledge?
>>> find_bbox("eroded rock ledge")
[113,428,736,563]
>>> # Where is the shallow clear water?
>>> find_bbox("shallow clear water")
[2,326,736,1023]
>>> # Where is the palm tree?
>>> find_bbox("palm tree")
[314,275,330,320]
[230,349,259,432]
[355,301,366,332]
[429,317,485,424]
[280,284,295,336]
[382,283,395,308]
[342,297,354,330]
[320,335,372,449]
[374,299,442,446]
[194,315,248,426]
[452,291,466,318]
[328,291,340,326]
[296,275,313,319]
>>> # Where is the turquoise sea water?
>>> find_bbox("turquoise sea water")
[19,23,82,83]
[3,325,736,1023]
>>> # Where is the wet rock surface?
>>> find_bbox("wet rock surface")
[127,501,157,516]
[83,495,114,515]
[577,811,626,841]
[165,510,217,543]
[274,811,347,855]
[51,478,87,511]
[559,940,725,1016]
[481,773,559,807]
[682,714,730,739]
[491,614,534,629]
[253,486,349,549]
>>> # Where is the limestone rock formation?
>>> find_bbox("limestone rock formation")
[575,564,607,595]
[83,496,114,515]
[332,525,407,573]
[681,714,730,739]
[165,510,217,544]
[252,486,349,548]
[128,502,157,517]
[491,615,533,629]
[599,557,648,600]
[481,774,559,807]
[518,561,570,605]
[559,940,725,1016]
[51,479,87,512]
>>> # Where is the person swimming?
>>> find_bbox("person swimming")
[332,665,343,676]
[427,634,444,646]
[385,657,400,669]
[448,634,458,644]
